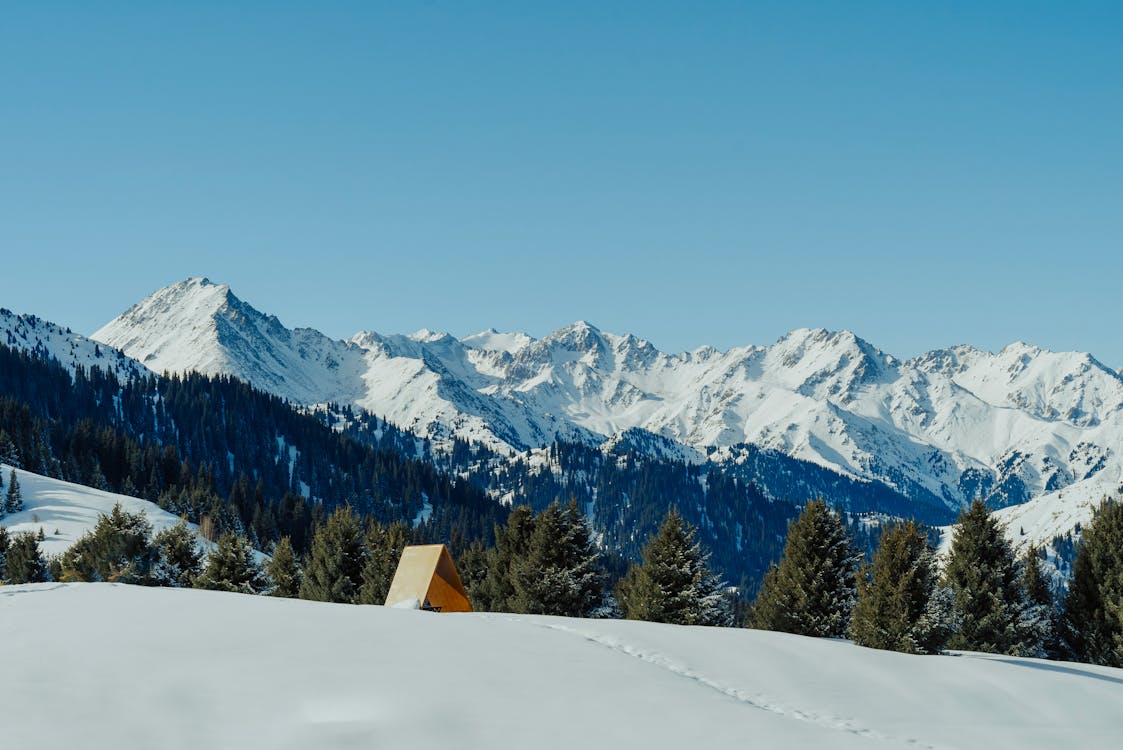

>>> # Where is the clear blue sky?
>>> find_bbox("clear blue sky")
[2,2,1120,365]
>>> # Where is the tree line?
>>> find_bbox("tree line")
[747,497,1123,667]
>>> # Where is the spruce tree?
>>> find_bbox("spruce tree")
[195,532,268,594]
[617,509,731,626]
[152,520,203,587]
[6,531,47,584]
[0,525,10,581]
[1019,545,1058,659]
[59,503,156,584]
[356,520,410,605]
[943,499,1027,655]
[299,506,367,603]
[510,500,605,617]
[749,499,858,638]
[850,521,950,654]
[5,469,22,514]
[475,505,536,612]
[1061,498,1123,666]
[266,536,302,598]
[0,434,20,469]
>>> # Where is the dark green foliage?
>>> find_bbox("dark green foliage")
[850,521,950,654]
[749,499,859,638]
[5,531,47,584]
[299,507,367,603]
[617,509,731,626]
[471,505,536,612]
[455,539,492,606]
[356,521,410,605]
[0,432,19,467]
[4,469,21,514]
[59,503,157,584]
[195,532,268,594]
[266,536,302,598]
[1019,545,1058,659]
[1061,499,1123,666]
[152,520,203,587]
[509,499,605,617]
[0,525,9,580]
[943,499,1028,655]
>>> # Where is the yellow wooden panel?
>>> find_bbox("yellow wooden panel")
[384,545,443,608]
[384,544,473,612]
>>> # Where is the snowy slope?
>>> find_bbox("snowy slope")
[2,583,1121,750]
[93,278,1123,514]
[1,307,146,381]
[0,465,199,557]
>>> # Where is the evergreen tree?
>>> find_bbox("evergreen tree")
[943,499,1027,655]
[473,505,536,611]
[749,499,858,638]
[617,509,731,626]
[356,520,410,605]
[299,507,367,603]
[6,531,47,584]
[0,525,9,580]
[850,521,950,654]
[5,469,22,514]
[0,433,20,468]
[1019,545,1058,659]
[510,499,605,617]
[59,503,157,583]
[151,520,203,587]
[195,532,268,594]
[1061,498,1123,666]
[266,536,302,598]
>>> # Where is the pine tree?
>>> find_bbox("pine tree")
[943,499,1027,655]
[299,506,367,603]
[617,509,731,626]
[356,521,410,605]
[195,532,268,594]
[749,499,858,638]
[0,525,10,581]
[6,531,47,584]
[0,434,20,468]
[1061,498,1123,666]
[850,521,950,654]
[59,503,156,583]
[266,536,302,598]
[510,500,605,617]
[1018,545,1058,659]
[151,520,203,587]
[5,469,22,514]
[474,505,536,611]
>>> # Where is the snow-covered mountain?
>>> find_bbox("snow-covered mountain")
[93,278,1123,521]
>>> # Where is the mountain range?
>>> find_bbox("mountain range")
[4,276,1120,562]
[89,278,1123,519]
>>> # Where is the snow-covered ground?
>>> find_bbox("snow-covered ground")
[1,583,1120,750]
[0,465,196,557]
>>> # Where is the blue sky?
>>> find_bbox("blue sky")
[2,2,1121,364]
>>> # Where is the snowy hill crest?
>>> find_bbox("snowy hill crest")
[92,278,1123,514]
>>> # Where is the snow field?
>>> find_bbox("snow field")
[2,583,1121,750]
